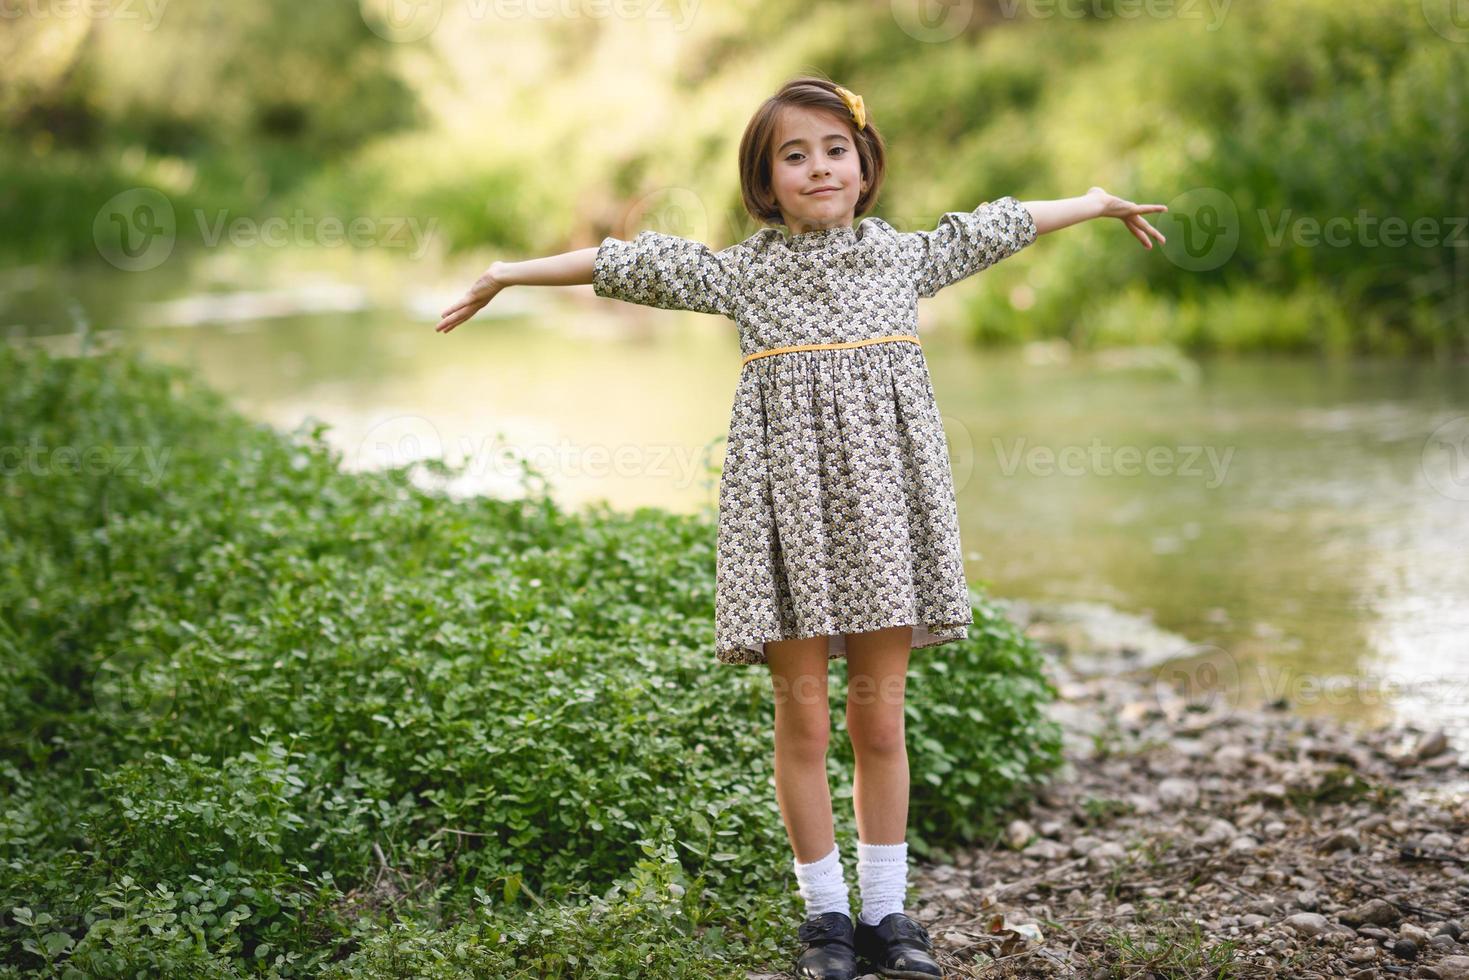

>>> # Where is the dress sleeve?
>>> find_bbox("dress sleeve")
[900,195,1038,299]
[592,230,740,319]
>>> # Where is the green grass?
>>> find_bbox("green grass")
[0,339,1065,977]
[1100,912,1244,978]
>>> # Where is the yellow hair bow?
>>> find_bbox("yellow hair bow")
[834,85,866,131]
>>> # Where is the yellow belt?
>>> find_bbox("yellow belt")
[741,333,921,367]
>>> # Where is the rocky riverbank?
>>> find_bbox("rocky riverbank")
[899,603,1469,978]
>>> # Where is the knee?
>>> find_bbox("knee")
[776,714,831,761]
[848,720,905,758]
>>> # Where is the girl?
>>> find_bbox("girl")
[436,76,1165,980]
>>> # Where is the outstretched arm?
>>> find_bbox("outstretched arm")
[435,248,596,334]
[1021,187,1168,249]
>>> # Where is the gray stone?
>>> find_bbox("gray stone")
[1340,898,1400,928]
[1227,835,1261,856]
[1157,777,1199,808]
[1006,819,1035,850]
[1282,912,1331,937]
[1436,954,1469,980]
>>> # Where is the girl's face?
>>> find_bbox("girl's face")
[768,104,866,235]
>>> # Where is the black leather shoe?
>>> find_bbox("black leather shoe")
[793,910,860,980]
[854,911,943,978]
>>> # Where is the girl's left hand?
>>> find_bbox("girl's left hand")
[436,263,507,333]
[1087,186,1168,250]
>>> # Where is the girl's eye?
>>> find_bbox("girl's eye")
[785,147,847,162]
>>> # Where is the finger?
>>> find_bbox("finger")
[442,295,478,318]
[1135,217,1166,244]
[1124,217,1151,249]
[441,290,482,317]
[437,302,483,333]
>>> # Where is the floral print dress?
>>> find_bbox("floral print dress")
[592,195,1038,665]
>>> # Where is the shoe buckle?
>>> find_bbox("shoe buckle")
[798,916,847,943]
[892,917,933,947]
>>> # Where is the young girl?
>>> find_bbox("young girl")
[436,76,1165,980]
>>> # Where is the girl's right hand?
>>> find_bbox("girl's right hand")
[435,263,507,333]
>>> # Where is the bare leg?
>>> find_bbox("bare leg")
[844,625,913,844]
[767,634,836,863]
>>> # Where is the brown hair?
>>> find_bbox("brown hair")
[737,75,887,228]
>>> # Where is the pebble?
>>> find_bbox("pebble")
[1227,835,1260,856]
[1436,954,1469,979]
[1157,776,1199,808]
[1341,898,1401,928]
[1068,835,1104,858]
[1283,912,1331,937]
[1085,842,1127,869]
[1021,838,1068,860]
[1006,819,1035,850]
[1323,828,1363,853]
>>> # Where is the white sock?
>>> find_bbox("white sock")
[856,840,908,926]
[792,843,851,919]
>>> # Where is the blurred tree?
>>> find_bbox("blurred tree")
[1,0,420,158]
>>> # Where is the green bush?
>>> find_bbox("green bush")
[0,341,1063,976]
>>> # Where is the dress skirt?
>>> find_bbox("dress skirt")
[713,340,974,665]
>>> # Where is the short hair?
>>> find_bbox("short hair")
[737,75,887,228]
